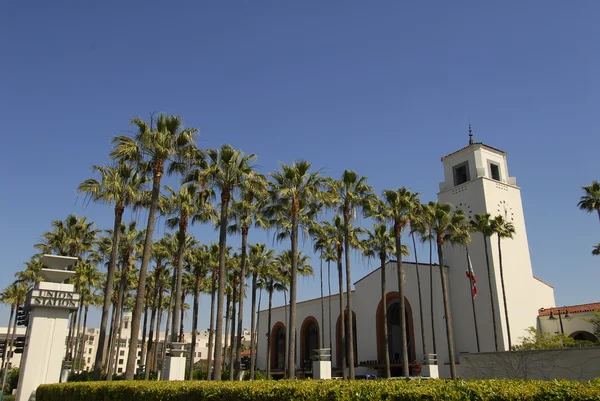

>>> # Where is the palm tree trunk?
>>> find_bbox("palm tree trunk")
[206,268,217,380]
[249,272,258,379]
[66,307,78,362]
[125,162,163,380]
[336,248,346,379]
[223,293,231,370]
[150,290,164,375]
[189,270,201,380]
[107,262,128,380]
[483,235,499,351]
[93,204,123,380]
[141,303,149,374]
[343,212,355,379]
[172,223,187,343]
[5,303,19,374]
[266,281,273,379]
[429,235,437,355]
[105,301,117,368]
[394,228,409,377]
[159,296,174,379]
[78,306,89,371]
[437,240,456,379]
[234,228,249,379]
[328,260,332,350]
[320,255,325,348]
[213,190,231,381]
[72,302,84,372]
[229,279,238,380]
[145,280,160,380]
[380,254,391,379]
[287,205,299,379]
[108,306,124,380]
[179,290,186,344]
[283,289,288,373]
[2,306,15,370]
[254,287,262,380]
[412,232,428,362]
[498,236,512,349]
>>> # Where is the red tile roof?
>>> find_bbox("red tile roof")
[538,302,600,316]
[441,142,506,161]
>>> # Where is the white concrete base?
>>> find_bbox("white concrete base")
[421,364,439,378]
[60,368,70,383]
[312,360,331,380]
[162,356,186,381]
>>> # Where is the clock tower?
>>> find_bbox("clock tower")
[438,129,554,354]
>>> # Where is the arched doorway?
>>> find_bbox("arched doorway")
[569,331,598,342]
[300,316,320,364]
[376,292,415,371]
[270,322,286,370]
[336,311,357,367]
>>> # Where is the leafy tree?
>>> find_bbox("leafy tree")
[112,113,198,379]
[577,180,600,223]
[513,327,595,350]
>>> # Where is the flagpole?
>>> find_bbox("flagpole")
[466,245,480,352]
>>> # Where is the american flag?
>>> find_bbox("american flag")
[466,252,477,298]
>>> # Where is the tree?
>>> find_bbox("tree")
[265,161,326,378]
[593,243,600,256]
[361,224,401,378]
[227,175,268,379]
[470,213,500,351]
[14,257,44,289]
[205,243,220,379]
[185,145,255,380]
[429,202,469,379]
[513,327,591,350]
[577,180,600,223]
[162,183,215,344]
[367,187,416,377]
[327,170,373,379]
[491,215,516,350]
[111,113,198,379]
[247,243,274,379]
[420,202,437,356]
[78,161,147,379]
[0,283,18,370]
[187,244,210,380]
[0,282,27,375]
[409,201,428,363]
[264,261,284,379]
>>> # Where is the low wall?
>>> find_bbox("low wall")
[457,346,600,381]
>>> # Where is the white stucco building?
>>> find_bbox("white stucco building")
[256,135,558,378]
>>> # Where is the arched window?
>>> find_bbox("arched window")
[376,292,415,368]
[336,311,357,367]
[301,317,320,363]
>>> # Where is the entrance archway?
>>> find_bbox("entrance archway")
[270,322,286,370]
[376,292,415,367]
[569,330,598,342]
[336,311,357,367]
[300,316,320,363]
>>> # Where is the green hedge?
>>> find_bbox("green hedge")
[37,379,600,401]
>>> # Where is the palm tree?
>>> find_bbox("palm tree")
[0,283,18,370]
[409,201,428,362]
[327,171,373,379]
[1,281,27,375]
[593,243,600,256]
[78,161,147,379]
[266,161,326,379]
[15,257,44,289]
[578,180,600,223]
[205,242,220,379]
[429,202,469,379]
[227,253,241,379]
[491,215,516,350]
[368,187,416,377]
[144,240,171,379]
[420,202,437,356]
[361,224,397,378]
[111,113,198,379]
[247,243,274,379]
[186,244,210,380]
[162,183,215,344]
[227,175,268,378]
[265,261,284,379]
[185,144,255,380]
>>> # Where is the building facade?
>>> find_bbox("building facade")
[256,137,557,378]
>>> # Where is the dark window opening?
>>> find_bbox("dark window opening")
[453,162,470,186]
[490,163,500,181]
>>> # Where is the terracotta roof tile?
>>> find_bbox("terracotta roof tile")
[538,302,600,316]
[441,142,507,162]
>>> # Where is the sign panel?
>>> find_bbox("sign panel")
[27,289,80,310]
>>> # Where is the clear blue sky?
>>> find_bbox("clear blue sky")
[1,1,598,333]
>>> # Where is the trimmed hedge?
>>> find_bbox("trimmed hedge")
[37,379,600,401]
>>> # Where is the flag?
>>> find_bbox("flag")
[466,253,477,298]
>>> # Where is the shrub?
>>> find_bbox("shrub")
[37,379,600,401]
[2,368,19,395]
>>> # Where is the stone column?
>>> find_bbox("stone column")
[311,348,332,380]
[16,255,79,401]
[161,342,187,381]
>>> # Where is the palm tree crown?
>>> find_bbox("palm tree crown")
[578,180,600,223]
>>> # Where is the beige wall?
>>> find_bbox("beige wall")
[457,347,600,380]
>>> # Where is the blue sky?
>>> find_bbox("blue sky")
[1,1,599,333]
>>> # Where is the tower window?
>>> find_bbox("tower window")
[453,161,470,186]
[490,163,501,181]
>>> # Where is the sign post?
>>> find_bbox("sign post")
[15,255,79,401]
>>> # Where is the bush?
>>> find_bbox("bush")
[2,368,19,395]
[37,379,600,401]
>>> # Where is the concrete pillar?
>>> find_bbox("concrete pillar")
[311,348,332,380]
[16,255,79,401]
[161,342,187,381]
